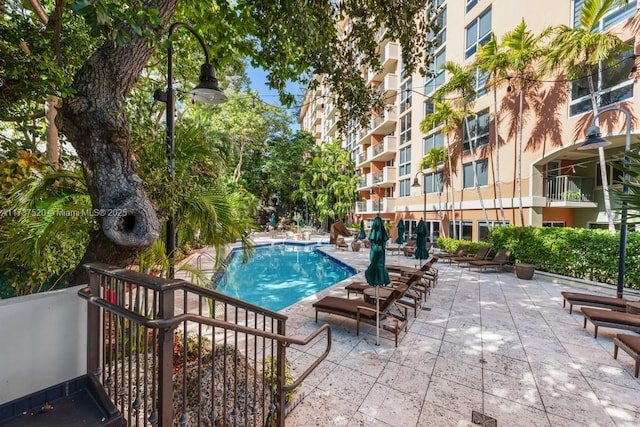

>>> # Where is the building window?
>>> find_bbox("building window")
[449,220,473,241]
[463,159,488,189]
[569,46,634,116]
[474,68,489,98]
[462,108,490,151]
[573,0,636,30]
[542,221,566,227]
[466,0,478,12]
[400,78,412,113]
[399,146,411,177]
[478,221,509,241]
[399,113,412,144]
[424,172,443,194]
[425,49,446,95]
[465,7,491,59]
[423,133,445,156]
[399,178,411,197]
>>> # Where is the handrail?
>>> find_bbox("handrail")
[195,252,217,271]
[84,262,288,320]
[78,285,331,398]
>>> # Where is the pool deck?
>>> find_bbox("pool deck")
[184,238,640,426]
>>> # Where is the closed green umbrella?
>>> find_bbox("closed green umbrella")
[395,220,405,244]
[270,212,276,228]
[414,219,429,263]
[365,215,390,345]
[358,219,366,240]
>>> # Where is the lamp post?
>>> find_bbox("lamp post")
[412,171,426,221]
[160,22,228,279]
[577,106,631,298]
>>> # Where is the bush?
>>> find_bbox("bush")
[442,226,639,290]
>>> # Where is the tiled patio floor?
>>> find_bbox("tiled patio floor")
[269,245,640,427]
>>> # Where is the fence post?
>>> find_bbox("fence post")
[276,319,287,427]
[86,268,100,376]
[158,284,175,427]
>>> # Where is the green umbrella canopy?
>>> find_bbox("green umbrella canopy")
[359,219,366,240]
[395,220,405,244]
[414,219,429,260]
[365,216,390,286]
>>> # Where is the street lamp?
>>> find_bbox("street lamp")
[577,106,632,298]
[412,171,426,221]
[159,22,228,279]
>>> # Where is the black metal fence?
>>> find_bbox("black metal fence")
[78,263,331,426]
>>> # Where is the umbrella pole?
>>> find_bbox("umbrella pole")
[376,287,380,345]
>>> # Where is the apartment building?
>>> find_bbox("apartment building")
[299,0,639,242]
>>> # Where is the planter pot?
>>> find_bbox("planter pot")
[351,241,362,252]
[515,263,535,280]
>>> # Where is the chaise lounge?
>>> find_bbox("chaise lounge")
[452,246,491,268]
[581,307,640,338]
[613,334,640,378]
[313,284,409,346]
[434,244,468,263]
[561,291,630,314]
[467,249,512,272]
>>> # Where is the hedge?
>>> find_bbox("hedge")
[437,226,639,290]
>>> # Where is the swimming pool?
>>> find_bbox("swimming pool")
[214,243,355,311]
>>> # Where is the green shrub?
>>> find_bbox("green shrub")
[441,226,639,290]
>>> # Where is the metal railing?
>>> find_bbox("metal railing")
[79,263,331,427]
[545,175,595,202]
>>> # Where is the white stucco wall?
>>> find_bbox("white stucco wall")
[0,286,87,405]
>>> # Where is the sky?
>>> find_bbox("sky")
[245,65,303,131]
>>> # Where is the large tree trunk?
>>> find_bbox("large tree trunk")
[59,0,178,285]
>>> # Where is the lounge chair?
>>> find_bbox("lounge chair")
[402,239,417,257]
[561,291,630,314]
[434,244,468,263]
[581,307,640,338]
[344,272,424,315]
[613,334,640,377]
[335,236,348,250]
[313,283,409,346]
[467,249,512,272]
[452,246,491,267]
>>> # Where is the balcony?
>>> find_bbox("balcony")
[380,42,399,74]
[370,135,397,163]
[545,175,597,207]
[368,109,397,138]
[371,166,397,187]
[356,150,369,168]
[355,197,396,214]
[378,73,399,98]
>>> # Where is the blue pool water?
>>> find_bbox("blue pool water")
[215,243,355,311]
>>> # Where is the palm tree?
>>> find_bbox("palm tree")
[474,33,511,224]
[543,0,633,234]
[420,147,448,226]
[420,101,464,239]
[433,61,491,226]
[501,19,551,226]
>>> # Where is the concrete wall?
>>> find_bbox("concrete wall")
[0,286,87,405]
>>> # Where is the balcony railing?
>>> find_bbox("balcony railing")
[79,263,331,427]
[545,175,595,203]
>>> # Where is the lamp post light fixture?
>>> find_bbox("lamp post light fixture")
[159,22,228,279]
[577,106,632,298]
[412,171,426,221]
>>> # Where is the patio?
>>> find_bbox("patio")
[262,245,640,426]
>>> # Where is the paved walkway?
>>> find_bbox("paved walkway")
[269,245,640,427]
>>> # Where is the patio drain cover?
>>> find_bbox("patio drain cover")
[472,410,497,427]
